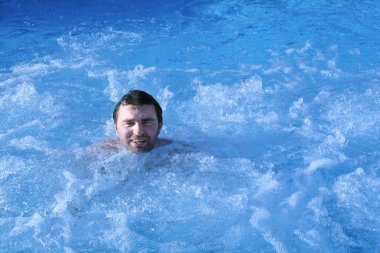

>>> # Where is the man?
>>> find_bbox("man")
[101,90,168,153]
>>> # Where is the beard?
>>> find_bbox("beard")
[126,132,158,152]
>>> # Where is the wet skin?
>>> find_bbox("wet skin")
[114,104,162,152]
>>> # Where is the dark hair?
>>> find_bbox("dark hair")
[113,90,163,124]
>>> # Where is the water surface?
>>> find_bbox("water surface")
[1,0,380,252]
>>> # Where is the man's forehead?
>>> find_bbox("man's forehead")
[119,104,156,117]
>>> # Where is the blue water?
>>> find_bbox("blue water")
[1,0,380,252]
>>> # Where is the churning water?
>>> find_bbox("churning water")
[1,0,380,252]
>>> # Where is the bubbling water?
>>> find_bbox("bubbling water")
[1,0,380,252]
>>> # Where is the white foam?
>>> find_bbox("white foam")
[307,197,328,222]
[106,27,141,41]
[313,90,331,103]
[0,120,42,142]
[333,167,380,228]
[9,136,50,153]
[103,70,123,102]
[323,129,346,148]
[254,111,279,124]
[0,75,31,88]
[253,171,279,199]
[104,119,115,137]
[157,86,174,111]
[0,156,28,180]
[250,207,270,227]
[52,171,78,215]
[127,64,156,85]
[324,90,379,137]
[303,158,335,174]
[222,225,244,248]
[174,68,200,73]
[280,191,303,209]
[68,57,97,69]
[285,41,343,78]
[0,82,37,108]
[239,75,264,94]
[191,77,203,85]
[0,82,61,120]
[348,48,361,56]
[11,63,50,75]
[286,41,312,55]
[307,195,358,247]
[299,41,313,54]
[261,230,287,253]
[103,211,133,252]
[250,207,287,253]
[64,247,74,253]
[226,190,248,211]
[102,65,157,102]
[298,62,318,74]
[179,75,277,134]
[11,57,63,76]
[10,212,42,236]
[84,152,143,197]
[289,97,306,119]
[294,228,320,248]
[320,68,341,78]
[57,26,142,57]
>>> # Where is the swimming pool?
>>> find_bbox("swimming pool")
[1,0,379,252]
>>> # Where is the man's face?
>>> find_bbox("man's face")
[114,104,162,152]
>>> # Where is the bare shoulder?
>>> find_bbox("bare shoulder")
[90,138,122,153]
[155,138,194,153]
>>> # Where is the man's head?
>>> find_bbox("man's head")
[113,90,163,152]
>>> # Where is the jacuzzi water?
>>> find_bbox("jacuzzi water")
[1,0,380,252]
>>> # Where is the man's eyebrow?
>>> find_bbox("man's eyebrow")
[142,117,154,121]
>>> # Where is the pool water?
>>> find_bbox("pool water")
[1,0,380,252]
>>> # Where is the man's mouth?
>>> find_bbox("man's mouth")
[126,135,155,152]
[132,139,145,144]
[129,137,148,145]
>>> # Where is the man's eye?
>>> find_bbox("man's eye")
[143,120,153,125]
[124,122,134,126]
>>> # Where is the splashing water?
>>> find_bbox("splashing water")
[1,0,380,252]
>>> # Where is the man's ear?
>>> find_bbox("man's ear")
[158,123,163,133]
[114,123,118,135]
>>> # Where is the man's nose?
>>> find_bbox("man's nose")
[133,122,144,135]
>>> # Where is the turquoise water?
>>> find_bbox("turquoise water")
[1,0,380,252]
